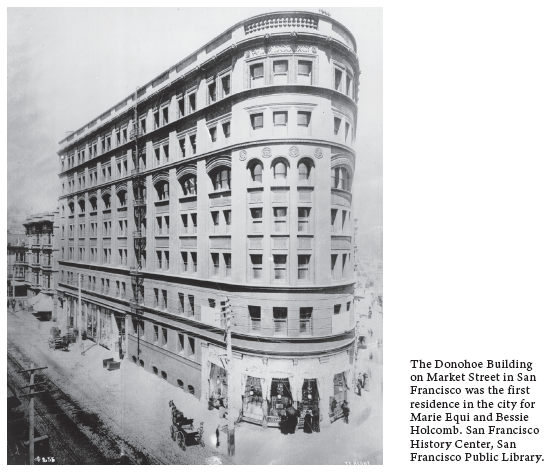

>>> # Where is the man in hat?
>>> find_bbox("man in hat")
[342,400,350,424]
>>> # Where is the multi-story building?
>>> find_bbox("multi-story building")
[56,11,359,428]
[7,230,27,298]
[22,212,59,318]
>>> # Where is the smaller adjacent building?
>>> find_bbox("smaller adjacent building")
[22,212,60,319]
[7,231,27,298]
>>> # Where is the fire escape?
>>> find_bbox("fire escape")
[130,89,146,356]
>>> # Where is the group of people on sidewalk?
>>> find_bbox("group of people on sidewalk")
[279,407,321,435]
[355,369,371,396]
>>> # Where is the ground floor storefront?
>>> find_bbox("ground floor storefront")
[201,343,353,431]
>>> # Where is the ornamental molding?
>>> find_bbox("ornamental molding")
[289,146,300,158]
[239,150,248,161]
[314,147,323,159]
[261,147,272,158]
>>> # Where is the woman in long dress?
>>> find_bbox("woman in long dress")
[303,410,313,434]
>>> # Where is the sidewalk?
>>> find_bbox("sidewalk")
[8,307,383,464]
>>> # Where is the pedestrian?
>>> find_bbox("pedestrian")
[303,410,313,434]
[356,377,362,396]
[215,425,220,448]
[280,411,288,435]
[312,408,320,432]
[288,409,297,434]
[331,398,337,414]
[342,400,350,424]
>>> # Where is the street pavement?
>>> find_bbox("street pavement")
[8,304,382,465]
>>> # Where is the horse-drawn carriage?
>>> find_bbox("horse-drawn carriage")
[48,327,70,351]
[169,400,205,451]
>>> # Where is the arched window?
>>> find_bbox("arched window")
[117,191,127,208]
[78,200,85,213]
[68,202,75,215]
[102,194,111,209]
[89,198,97,212]
[155,181,169,201]
[211,167,231,190]
[298,159,314,183]
[248,160,263,184]
[331,167,351,191]
[180,176,197,196]
[273,160,288,180]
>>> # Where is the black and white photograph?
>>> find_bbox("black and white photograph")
[6,7,383,465]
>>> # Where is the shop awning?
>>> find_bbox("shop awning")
[27,293,42,305]
[10,281,26,287]
[32,295,53,313]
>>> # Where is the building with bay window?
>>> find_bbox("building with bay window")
[22,212,59,318]
[56,10,359,428]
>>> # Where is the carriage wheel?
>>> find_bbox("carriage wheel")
[170,425,176,441]
[177,431,186,451]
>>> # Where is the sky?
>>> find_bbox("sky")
[7,7,382,240]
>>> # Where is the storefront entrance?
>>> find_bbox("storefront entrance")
[86,303,97,341]
[329,372,348,423]
[98,307,113,350]
[242,375,264,424]
[298,379,320,430]
[208,363,228,410]
[268,378,293,423]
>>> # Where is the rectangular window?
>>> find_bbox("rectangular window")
[298,255,311,281]
[331,209,338,233]
[155,148,161,166]
[210,211,219,233]
[208,82,216,103]
[154,288,159,308]
[209,126,217,142]
[273,60,288,85]
[221,75,231,97]
[251,208,263,232]
[342,210,347,232]
[345,123,350,143]
[140,118,146,134]
[163,144,169,163]
[188,337,195,357]
[251,113,263,130]
[181,252,188,272]
[224,210,231,232]
[157,251,162,270]
[346,74,352,97]
[188,93,196,112]
[178,98,185,117]
[251,254,262,279]
[190,135,196,154]
[178,333,185,353]
[297,111,311,127]
[179,138,186,158]
[164,251,169,270]
[211,253,219,276]
[297,61,312,85]
[331,254,338,279]
[162,289,168,309]
[116,281,120,298]
[342,253,347,274]
[162,107,169,126]
[223,253,231,277]
[191,252,197,273]
[153,111,160,129]
[250,63,264,88]
[188,294,195,317]
[273,307,288,335]
[273,111,288,126]
[122,282,126,299]
[335,68,343,91]
[222,122,230,138]
[154,324,159,343]
[161,327,167,347]
[249,306,261,332]
[273,254,287,281]
[178,293,185,314]
[299,307,313,335]
[273,207,287,233]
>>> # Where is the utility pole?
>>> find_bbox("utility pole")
[17,363,51,465]
[78,274,82,347]
[222,297,235,456]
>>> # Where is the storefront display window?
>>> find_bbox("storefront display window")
[269,378,292,418]
[330,372,348,422]
[242,375,263,421]
[209,363,228,409]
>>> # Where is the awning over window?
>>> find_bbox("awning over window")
[27,293,42,305]
[10,281,26,287]
[32,295,53,313]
